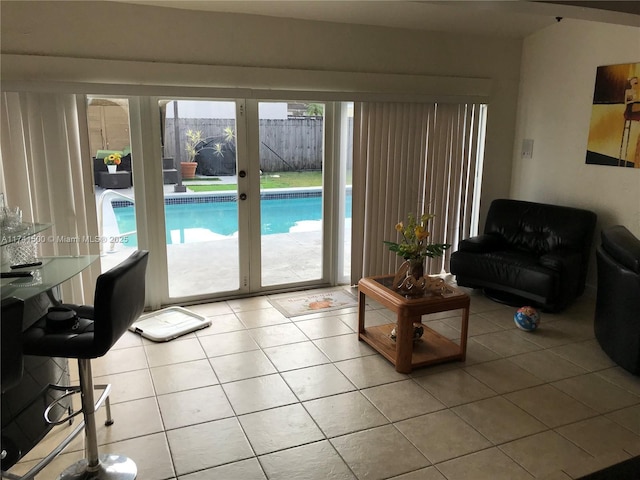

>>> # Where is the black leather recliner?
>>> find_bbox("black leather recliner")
[594,225,640,375]
[450,199,597,312]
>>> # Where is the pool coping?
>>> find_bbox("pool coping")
[111,186,334,208]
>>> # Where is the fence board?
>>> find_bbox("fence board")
[165,118,326,172]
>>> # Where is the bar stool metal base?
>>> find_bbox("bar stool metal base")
[58,454,136,480]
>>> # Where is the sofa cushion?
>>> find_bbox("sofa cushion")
[485,199,597,257]
[95,149,123,160]
[451,250,557,300]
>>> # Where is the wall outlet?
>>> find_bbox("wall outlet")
[521,139,534,159]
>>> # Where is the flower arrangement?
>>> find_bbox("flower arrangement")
[103,153,122,166]
[384,212,450,261]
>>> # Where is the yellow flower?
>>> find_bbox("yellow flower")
[104,153,122,165]
[384,211,450,261]
[415,226,430,241]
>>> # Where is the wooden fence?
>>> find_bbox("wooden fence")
[165,117,341,172]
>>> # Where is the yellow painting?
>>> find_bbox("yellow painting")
[586,62,640,168]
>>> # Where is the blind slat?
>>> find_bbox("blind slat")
[352,100,487,282]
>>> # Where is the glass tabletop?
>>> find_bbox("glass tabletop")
[0,223,53,246]
[1,255,99,301]
[371,274,459,300]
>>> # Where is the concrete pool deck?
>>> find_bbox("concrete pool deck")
[100,227,351,299]
[96,181,351,300]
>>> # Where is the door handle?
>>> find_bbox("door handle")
[238,170,246,178]
[239,193,247,201]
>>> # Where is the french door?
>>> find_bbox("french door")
[90,95,348,305]
[157,99,245,299]
[154,98,333,302]
[254,100,327,288]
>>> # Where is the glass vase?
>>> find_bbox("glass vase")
[408,258,424,280]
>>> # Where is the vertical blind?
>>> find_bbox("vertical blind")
[351,101,486,282]
[1,92,99,303]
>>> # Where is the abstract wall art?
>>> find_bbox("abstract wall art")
[586,62,640,168]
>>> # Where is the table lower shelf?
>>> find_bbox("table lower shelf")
[359,323,464,371]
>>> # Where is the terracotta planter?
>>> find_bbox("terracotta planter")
[181,162,197,179]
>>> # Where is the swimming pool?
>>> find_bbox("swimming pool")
[113,193,352,246]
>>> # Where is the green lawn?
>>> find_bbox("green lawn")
[186,171,324,192]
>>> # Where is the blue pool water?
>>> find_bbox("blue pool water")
[113,195,352,246]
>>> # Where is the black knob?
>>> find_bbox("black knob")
[239,170,246,178]
[239,193,247,201]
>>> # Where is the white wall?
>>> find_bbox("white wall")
[1,0,522,225]
[512,18,640,287]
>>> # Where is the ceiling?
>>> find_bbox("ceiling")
[112,0,640,38]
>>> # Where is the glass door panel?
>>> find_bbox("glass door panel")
[258,101,325,287]
[339,102,354,283]
[160,99,241,298]
[86,97,137,274]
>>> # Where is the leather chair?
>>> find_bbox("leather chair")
[20,250,149,480]
[594,226,640,375]
[450,199,597,312]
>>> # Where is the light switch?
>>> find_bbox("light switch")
[521,139,534,159]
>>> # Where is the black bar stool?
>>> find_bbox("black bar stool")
[20,250,149,480]
[1,297,24,393]
[2,297,25,471]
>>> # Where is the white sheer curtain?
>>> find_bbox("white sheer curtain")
[351,101,486,282]
[1,91,99,303]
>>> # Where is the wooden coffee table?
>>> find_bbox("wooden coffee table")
[358,275,470,373]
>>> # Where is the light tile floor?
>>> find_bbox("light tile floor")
[9,286,640,480]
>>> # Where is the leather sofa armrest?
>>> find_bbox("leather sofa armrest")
[458,234,506,253]
[602,226,640,274]
[540,249,583,303]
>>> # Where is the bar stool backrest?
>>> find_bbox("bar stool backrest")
[91,250,149,357]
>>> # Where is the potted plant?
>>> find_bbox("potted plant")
[384,212,450,280]
[181,129,202,179]
[104,153,122,174]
